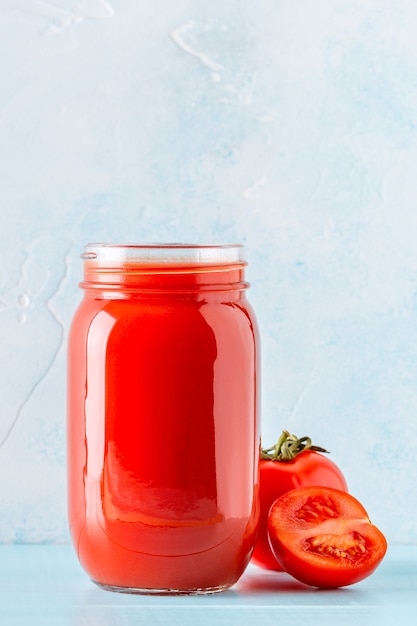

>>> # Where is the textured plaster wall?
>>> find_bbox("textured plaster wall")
[1,0,417,544]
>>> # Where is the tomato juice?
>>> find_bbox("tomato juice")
[67,244,260,593]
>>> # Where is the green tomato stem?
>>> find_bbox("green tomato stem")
[260,430,329,462]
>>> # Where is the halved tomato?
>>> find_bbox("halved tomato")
[267,486,387,588]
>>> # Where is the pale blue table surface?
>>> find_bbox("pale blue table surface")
[1,544,416,625]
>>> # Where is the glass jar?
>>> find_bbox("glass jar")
[67,243,260,594]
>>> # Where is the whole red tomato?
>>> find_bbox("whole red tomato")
[267,486,387,588]
[251,431,348,570]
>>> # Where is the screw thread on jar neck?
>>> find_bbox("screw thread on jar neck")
[80,243,249,295]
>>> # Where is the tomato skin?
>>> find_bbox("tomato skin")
[267,486,387,588]
[251,451,348,570]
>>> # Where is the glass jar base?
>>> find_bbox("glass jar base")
[93,580,232,596]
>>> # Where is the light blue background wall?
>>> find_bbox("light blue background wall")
[1,0,417,545]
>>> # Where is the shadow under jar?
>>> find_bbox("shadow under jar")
[67,243,260,594]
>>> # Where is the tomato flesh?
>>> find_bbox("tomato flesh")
[251,451,348,570]
[267,486,387,588]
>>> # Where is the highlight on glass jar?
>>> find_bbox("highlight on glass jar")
[67,243,260,594]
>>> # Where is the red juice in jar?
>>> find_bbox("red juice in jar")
[67,244,260,594]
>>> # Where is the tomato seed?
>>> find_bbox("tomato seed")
[296,497,339,523]
[305,532,368,561]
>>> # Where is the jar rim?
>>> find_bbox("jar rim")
[81,243,245,265]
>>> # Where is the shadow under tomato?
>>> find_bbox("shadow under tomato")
[234,568,310,593]
[234,567,356,596]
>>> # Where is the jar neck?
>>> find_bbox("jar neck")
[79,244,249,296]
